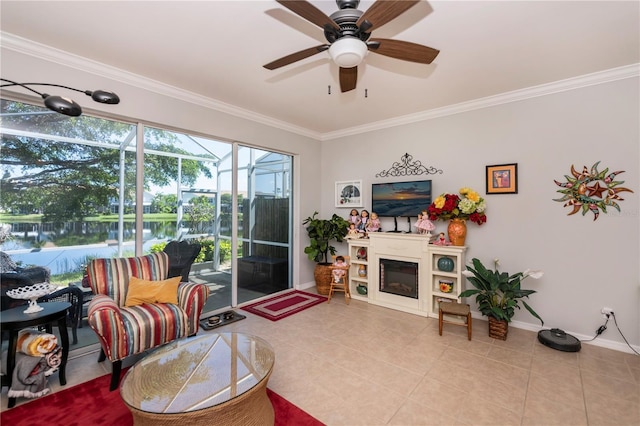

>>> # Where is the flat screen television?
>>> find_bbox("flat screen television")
[371,180,432,218]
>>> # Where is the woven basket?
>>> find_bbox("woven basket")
[488,316,508,340]
[314,263,333,295]
[126,371,274,425]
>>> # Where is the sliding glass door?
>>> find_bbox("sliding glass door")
[1,99,294,320]
[236,147,292,304]
[0,100,137,279]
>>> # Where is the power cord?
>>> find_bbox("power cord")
[582,315,609,342]
[610,312,640,356]
[582,312,640,355]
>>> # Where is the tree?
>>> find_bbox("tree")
[186,195,215,234]
[218,193,244,233]
[151,194,178,214]
[0,100,212,223]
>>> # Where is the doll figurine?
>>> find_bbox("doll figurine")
[433,232,451,246]
[347,209,361,228]
[366,212,381,233]
[346,223,361,239]
[358,209,370,233]
[414,213,423,234]
[417,210,435,237]
[331,255,348,283]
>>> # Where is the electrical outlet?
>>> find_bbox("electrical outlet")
[601,307,613,318]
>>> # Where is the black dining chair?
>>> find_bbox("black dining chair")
[163,240,202,282]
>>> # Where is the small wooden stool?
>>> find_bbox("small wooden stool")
[439,302,472,340]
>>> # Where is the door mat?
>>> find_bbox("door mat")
[241,290,327,322]
[199,310,246,331]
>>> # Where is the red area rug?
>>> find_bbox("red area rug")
[1,370,323,426]
[242,290,327,321]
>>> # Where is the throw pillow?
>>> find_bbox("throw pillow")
[124,276,181,307]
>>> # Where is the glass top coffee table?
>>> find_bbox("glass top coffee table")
[120,332,275,425]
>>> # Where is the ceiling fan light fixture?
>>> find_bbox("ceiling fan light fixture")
[329,37,368,68]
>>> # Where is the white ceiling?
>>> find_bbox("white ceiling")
[1,1,639,139]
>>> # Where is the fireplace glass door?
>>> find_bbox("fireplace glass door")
[379,258,418,299]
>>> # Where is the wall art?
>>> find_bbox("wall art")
[335,180,362,207]
[553,161,633,220]
[486,163,518,194]
[375,153,443,178]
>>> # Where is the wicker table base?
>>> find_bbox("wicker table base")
[121,333,275,426]
[127,371,274,425]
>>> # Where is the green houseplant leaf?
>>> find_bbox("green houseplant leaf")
[303,212,349,264]
[459,257,544,325]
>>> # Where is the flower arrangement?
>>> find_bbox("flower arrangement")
[427,187,487,225]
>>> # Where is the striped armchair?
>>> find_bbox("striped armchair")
[86,252,208,390]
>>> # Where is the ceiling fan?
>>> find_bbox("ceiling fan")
[263,0,439,93]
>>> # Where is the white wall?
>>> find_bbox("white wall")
[1,47,323,291]
[321,77,639,352]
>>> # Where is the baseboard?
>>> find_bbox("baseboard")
[296,281,316,291]
[503,317,639,355]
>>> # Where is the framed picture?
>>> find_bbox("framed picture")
[486,163,518,194]
[335,180,362,207]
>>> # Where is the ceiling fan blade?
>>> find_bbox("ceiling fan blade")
[339,67,357,93]
[356,0,420,31]
[276,0,339,31]
[263,45,329,70]
[368,38,439,64]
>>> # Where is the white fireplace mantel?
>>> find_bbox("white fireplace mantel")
[359,233,467,318]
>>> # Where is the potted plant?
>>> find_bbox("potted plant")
[303,212,349,295]
[459,257,544,340]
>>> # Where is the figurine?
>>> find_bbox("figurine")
[346,223,361,239]
[331,255,348,283]
[366,212,381,233]
[417,210,435,237]
[358,209,370,233]
[414,213,423,234]
[347,209,361,227]
[433,232,451,246]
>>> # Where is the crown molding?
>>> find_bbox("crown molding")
[321,63,640,140]
[0,32,322,141]
[3,32,637,142]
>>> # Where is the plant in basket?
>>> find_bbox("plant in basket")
[303,212,350,295]
[459,258,544,340]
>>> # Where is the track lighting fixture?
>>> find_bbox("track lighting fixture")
[0,78,120,117]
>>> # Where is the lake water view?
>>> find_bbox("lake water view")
[4,240,163,275]
[1,219,182,275]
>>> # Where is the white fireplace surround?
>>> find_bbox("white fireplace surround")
[367,233,465,318]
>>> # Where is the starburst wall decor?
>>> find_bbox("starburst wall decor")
[553,161,633,221]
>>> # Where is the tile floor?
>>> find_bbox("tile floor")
[2,296,639,425]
